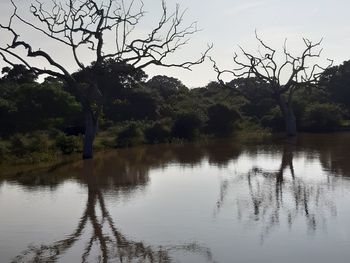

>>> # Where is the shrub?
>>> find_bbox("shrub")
[9,134,28,157]
[55,134,82,154]
[47,127,63,138]
[116,123,145,147]
[27,132,51,153]
[206,104,240,136]
[237,119,269,133]
[261,107,285,132]
[0,142,8,162]
[301,103,343,131]
[144,123,171,144]
[171,113,202,140]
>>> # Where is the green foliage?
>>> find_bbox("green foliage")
[237,119,268,133]
[1,58,350,164]
[206,104,240,136]
[261,107,285,132]
[4,132,58,162]
[0,81,82,137]
[230,78,275,120]
[146,75,188,99]
[116,123,145,147]
[301,103,343,131]
[320,61,350,116]
[171,113,203,140]
[55,134,82,154]
[27,132,51,153]
[0,142,7,161]
[9,134,28,157]
[1,64,37,84]
[144,122,171,144]
[109,90,159,121]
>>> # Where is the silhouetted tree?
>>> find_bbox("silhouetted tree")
[228,77,275,120]
[206,104,240,136]
[146,75,189,99]
[171,113,203,140]
[0,0,211,159]
[1,64,37,84]
[211,33,332,136]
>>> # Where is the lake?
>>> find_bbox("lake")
[1,133,350,263]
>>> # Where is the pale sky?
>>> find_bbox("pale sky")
[1,0,350,87]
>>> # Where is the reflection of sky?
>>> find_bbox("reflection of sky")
[0,182,87,262]
[112,152,350,263]
[1,0,350,87]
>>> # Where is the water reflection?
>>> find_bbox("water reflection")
[0,140,243,189]
[215,137,338,242]
[299,133,350,177]
[11,159,214,263]
[1,133,350,262]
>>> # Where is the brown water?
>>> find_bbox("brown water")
[1,133,350,263]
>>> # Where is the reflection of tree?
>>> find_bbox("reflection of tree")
[215,139,337,243]
[1,140,243,188]
[2,134,348,259]
[12,160,215,263]
[298,133,350,178]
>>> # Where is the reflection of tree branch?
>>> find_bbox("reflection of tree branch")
[81,235,95,263]
[13,160,215,263]
[12,183,169,262]
[214,141,337,243]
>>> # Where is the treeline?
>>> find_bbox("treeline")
[0,60,349,163]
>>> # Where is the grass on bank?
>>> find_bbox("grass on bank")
[0,119,271,168]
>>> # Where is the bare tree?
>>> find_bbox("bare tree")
[211,32,332,136]
[0,0,211,159]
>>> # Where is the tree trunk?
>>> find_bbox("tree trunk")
[83,109,98,159]
[278,96,297,137]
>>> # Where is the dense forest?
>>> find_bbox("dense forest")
[0,60,349,164]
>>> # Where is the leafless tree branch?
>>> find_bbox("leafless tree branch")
[211,33,333,96]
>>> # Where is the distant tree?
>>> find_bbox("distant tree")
[228,77,275,120]
[0,0,211,159]
[1,64,37,84]
[206,104,240,136]
[144,122,171,144]
[107,89,160,121]
[0,77,82,136]
[211,33,332,136]
[301,103,343,131]
[206,81,223,90]
[172,113,202,140]
[320,60,350,116]
[146,75,189,99]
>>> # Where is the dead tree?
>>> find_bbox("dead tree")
[211,33,332,136]
[0,0,211,159]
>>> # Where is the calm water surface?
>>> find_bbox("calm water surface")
[1,133,350,263]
